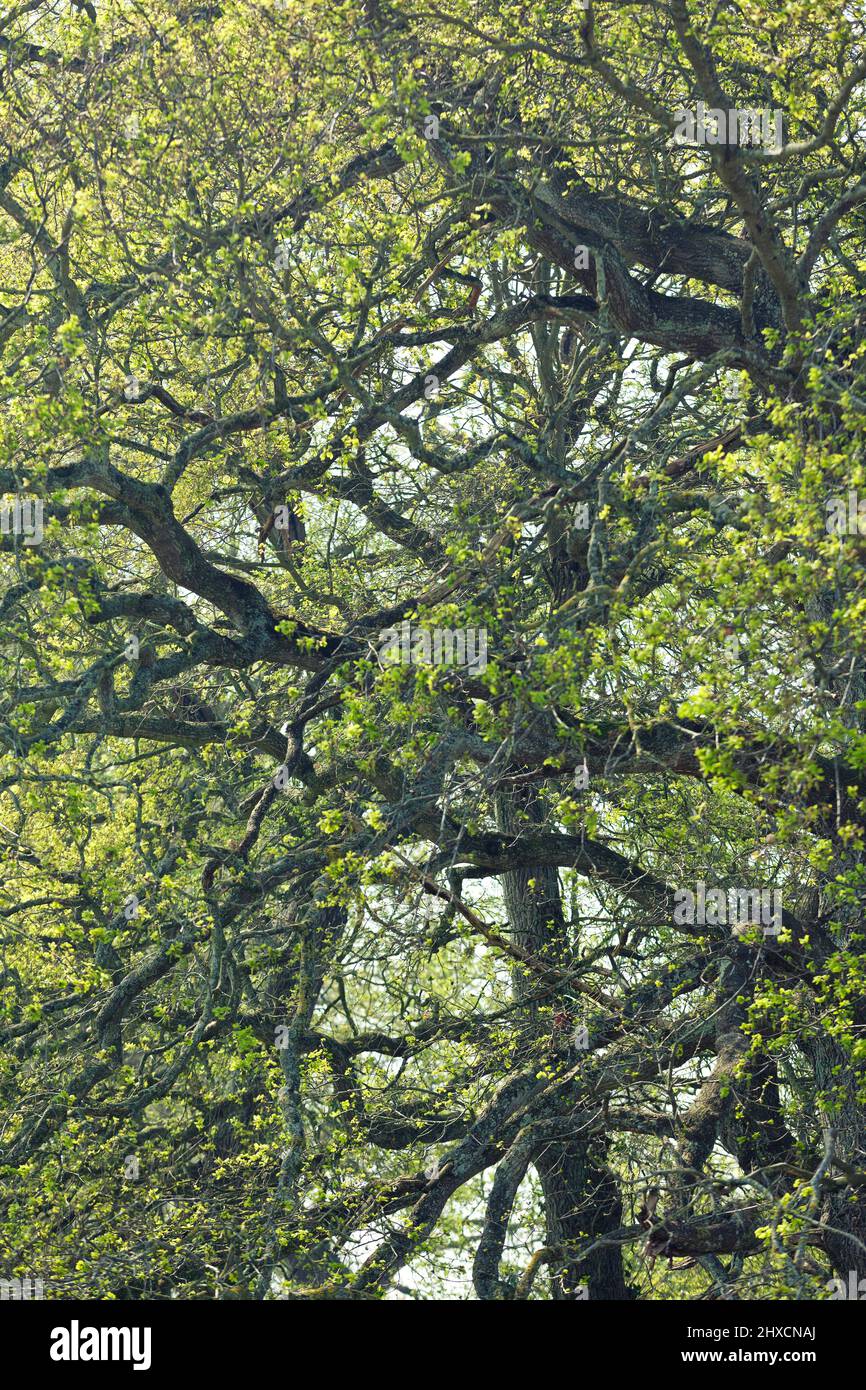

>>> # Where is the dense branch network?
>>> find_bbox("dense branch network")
[0,0,865,1301]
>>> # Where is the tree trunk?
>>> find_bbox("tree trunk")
[495,786,633,1299]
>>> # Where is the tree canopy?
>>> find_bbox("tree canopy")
[1,0,866,1301]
